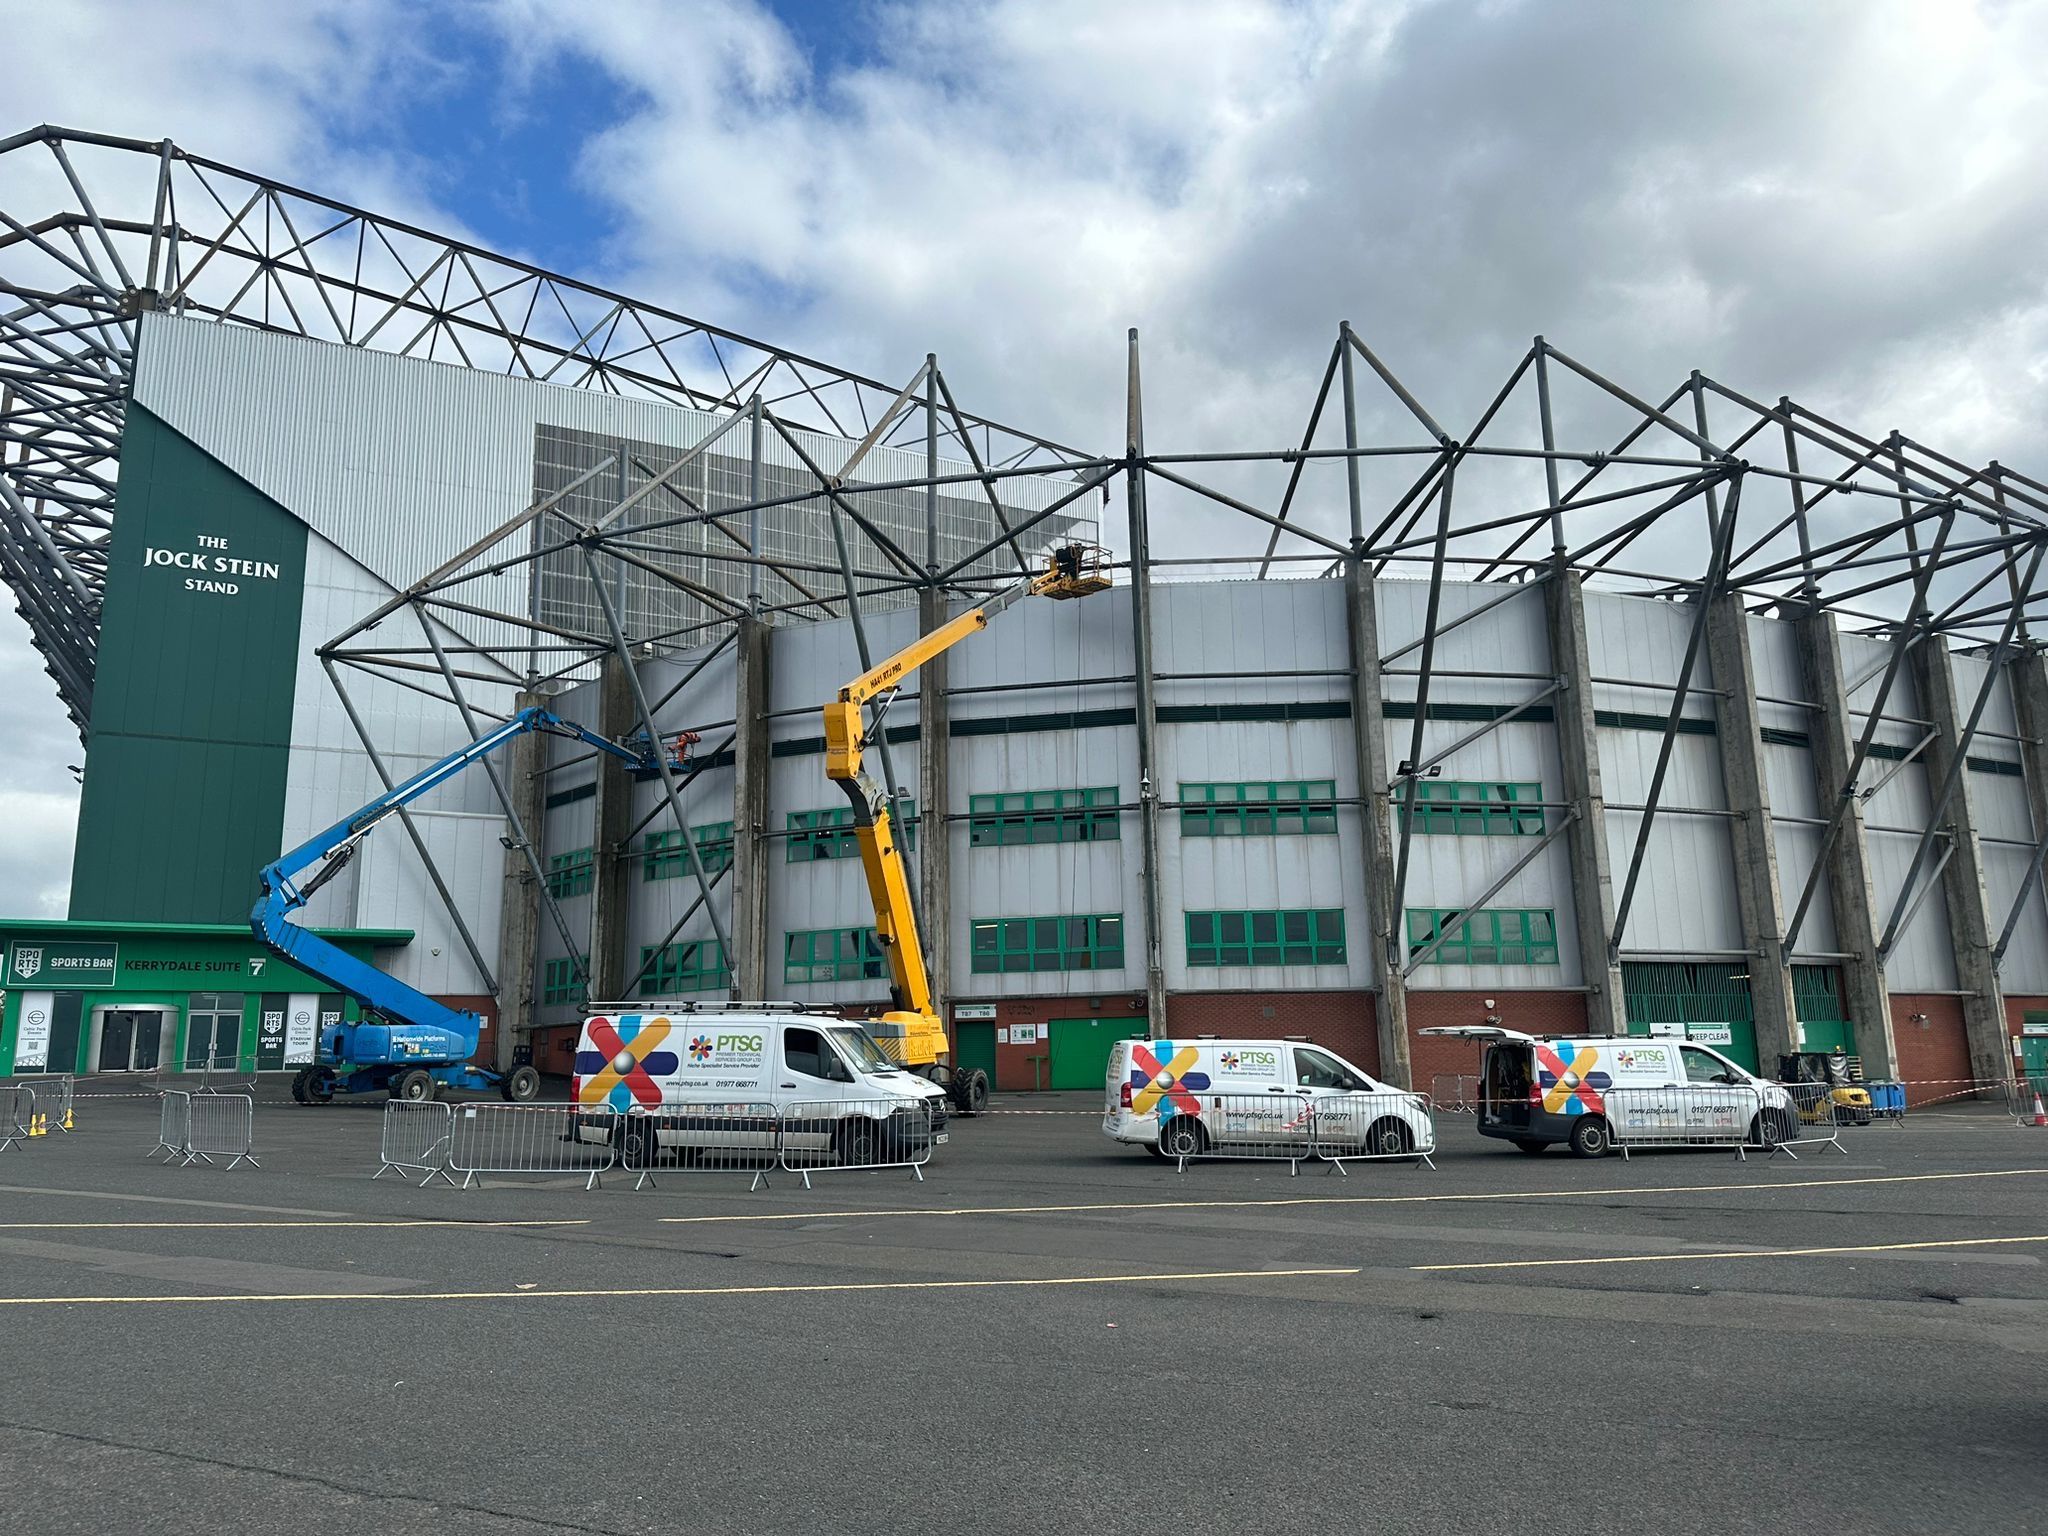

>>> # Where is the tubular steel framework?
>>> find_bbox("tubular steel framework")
[7,125,2048,1051]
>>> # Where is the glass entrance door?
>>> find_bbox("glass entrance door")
[96,1009,164,1071]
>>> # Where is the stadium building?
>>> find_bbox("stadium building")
[4,127,2048,1096]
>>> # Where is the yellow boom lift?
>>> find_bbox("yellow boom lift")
[822,543,1111,1112]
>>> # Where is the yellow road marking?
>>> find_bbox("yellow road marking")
[657,1167,2048,1224]
[0,1219,591,1231]
[0,1266,1359,1308]
[1413,1234,2048,1272]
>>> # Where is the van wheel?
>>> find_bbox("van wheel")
[837,1119,884,1166]
[1511,1138,1549,1155]
[1365,1118,1413,1157]
[620,1119,660,1170]
[1157,1115,1207,1160]
[1567,1116,1611,1159]
[1752,1109,1796,1148]
[499,1066,540,1103]
[393,1069,435,1103]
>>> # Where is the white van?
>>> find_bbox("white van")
[570,1004,947,1167]
[1102,1037,1435,1160]
[1419,1025,1800,1157]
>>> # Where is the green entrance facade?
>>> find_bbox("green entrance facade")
[0,919,411,1076]
[1047,1018,1150,1090]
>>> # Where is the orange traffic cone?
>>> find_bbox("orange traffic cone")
[2033,1091,2046,1128]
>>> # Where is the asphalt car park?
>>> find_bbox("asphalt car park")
[2,1087,2045,1535]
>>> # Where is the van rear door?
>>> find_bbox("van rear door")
[1480,1043,1534,1132]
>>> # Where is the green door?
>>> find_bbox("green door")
[2021,1028,2048,1088]
[1796,1018,1856,1058]
[955,1021,998,1084]
[1049,1018,1147,1091]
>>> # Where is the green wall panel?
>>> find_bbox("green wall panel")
[71,405,308,923]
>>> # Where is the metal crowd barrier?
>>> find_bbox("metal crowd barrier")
[1771,1083,1848,1159]
[1609,1084,1763,1160]
[12,1075,74,1131]
[147,1089,190,1161]
[376,1100,457,1186]
[0,1084,34,1152]
[2006,1076,2048,1127]
[777,1097,940,1188]
[449,1103,618,1190]
[1429,1073,1479,1114]
[621,1100,780,1192]
[1308,1091,1438,1172]
[183,1092,260,1170]
[191,1055,257,1095]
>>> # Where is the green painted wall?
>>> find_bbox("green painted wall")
[71,405,308,923]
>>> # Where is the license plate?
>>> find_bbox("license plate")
[933,1132,950,1144]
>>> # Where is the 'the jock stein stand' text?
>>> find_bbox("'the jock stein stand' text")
[143,533,283,596]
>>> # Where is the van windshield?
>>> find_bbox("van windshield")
[827,1026,897,1074]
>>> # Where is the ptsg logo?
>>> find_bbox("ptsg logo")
[717,1034,764,1053]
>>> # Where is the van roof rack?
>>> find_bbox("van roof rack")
[583,999,818,1014]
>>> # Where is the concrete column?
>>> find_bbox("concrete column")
[730,616,773,1000]
[1912,640,2011,1085]
[587,654,638,1001]
[1794,607,1897,1077]
[917,588,953,1030]
[1543,566,1628,1034]
[1124,334,1168,1036]
[494,687,546,1070]
[1703,596,1800,1066]
[1344,561,1411,1086]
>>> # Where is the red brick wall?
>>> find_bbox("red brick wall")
[435,994,495,1065]
[1404,990,1592,1087]
[2004,994,2048,1042]
[1165,991,1379,1078]
[1890,994,1973,1086]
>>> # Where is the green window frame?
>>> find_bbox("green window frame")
[637,938,730,995]
[545,847,593,898]
[968,913,1125,974]
[787,802,916,862]
[1404,907,1559,966]
[542,954,587,1005]
[1402,780,1545,836]
[784,927,888,984]
[1179,780,1338,837]
[968,786,1120,846]
[1185,908,1346,967]
[644,821,735,880]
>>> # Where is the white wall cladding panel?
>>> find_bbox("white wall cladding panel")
[1583,591,1716,720]
[948,585,1136,704]
[1839,632,1928,754]
[1970,765,2035,844]
[1601,803,1743,954]
[353,810,506,994]
[1949,651,2019,741]
[1868,824,1958,991]
[1373,579,1551,708]
[1153,581,1346,705]
[1594,727,1728,811]
[1986,843,2048,994]
[1773,823,1839,955]
[1744,615,1810,734]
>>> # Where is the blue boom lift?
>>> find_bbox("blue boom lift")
[252,705,668,1104]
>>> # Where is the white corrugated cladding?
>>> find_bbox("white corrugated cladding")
[1582,590,1741,957]
[1950,650,2048,992]
[1154,582,1368,992]
[1748,613,1840,956]
[949,586,1140,1000]
[1843,632,1957,990]
[624,640,740,985]
[1375,578,1580,989]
